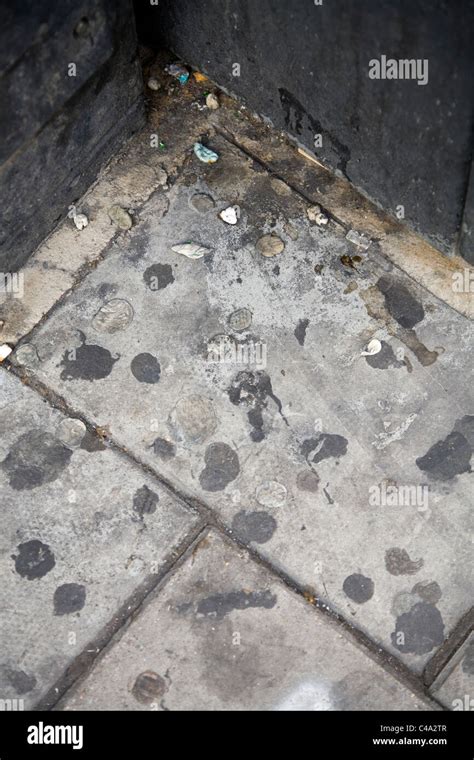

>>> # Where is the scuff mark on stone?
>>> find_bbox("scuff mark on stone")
[199,443,240,492]
[133,485,159,519]
[412,581,442,605]
[132,671,167,704]
[228,370,288,442]
[131,353,161,384]
[296,470,320,493]
[53,583,86,615]
[231,511,277,544]
[2,430,73,490]
[294,319,309,347]
[377,276,425,329]
[152,437,176,460]
[372,414,417,450]
[60,331,119,381]
[343,574,374,604]
[144,263,175,291]
[385,548,424,576]
[365,341,404,370]
[416,430,472,481]
[5,669,37,695]
[196,590,277,620]
[391,602,444,655]
[12,540,55,580]
[301,433,348,465]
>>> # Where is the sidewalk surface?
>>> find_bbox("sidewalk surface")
[0,62,472,712]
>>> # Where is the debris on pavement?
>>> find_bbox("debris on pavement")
[346,229,372,250]
[171,243,210,260]
[108,205,133,231]
[0,344,12,362]
[256,480,288,508]
[297,147,327,169]
[72,212,89,230]
[315,212,329,226]
[219,205,240,225]
[361,339,382,356]
[256,234,285,257]
[341,254,362,269]
[194,142,219,164]
[307,205,322,222]
[57,417,87,448]
[228,308,252,332]
[13,343,40,367]
[206,93,219,110]
[92,299,134,334]
[147,77,160,91]
[165,63,190,84]
[193,71,208,83]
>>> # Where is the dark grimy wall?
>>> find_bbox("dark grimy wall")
[1,0,145,271]
[135,0,474,261]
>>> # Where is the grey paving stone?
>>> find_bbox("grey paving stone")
[0,369,199,709]
[431,634,474,711]
[60,531,433,711]
[16,135,473,675]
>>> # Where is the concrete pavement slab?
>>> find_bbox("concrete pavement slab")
[0,369,199,709]
[60,531,434,710]
[13,134,473,677]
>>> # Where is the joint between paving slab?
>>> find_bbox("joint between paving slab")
[4,363,449,711]
[215,125,349,231]
[215,126,473,323]
[36,522,208,711]
[422,607,474,688]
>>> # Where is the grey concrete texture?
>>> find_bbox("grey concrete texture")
[431,634,474,711]
[60,530,433,710]
[0,368,199,709]
[142,0,474,260]
[12,130,473,681]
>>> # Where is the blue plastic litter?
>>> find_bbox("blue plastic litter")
[165,63,190,85]
[193,143,219,164]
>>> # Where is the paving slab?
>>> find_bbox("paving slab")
[0,368,199,709]
[60,531,433,711]
[431,634,474,711]
[12,134,473,676]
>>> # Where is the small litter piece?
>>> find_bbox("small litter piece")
[219,205,240,225]
[0,344,12,362]
[206,93,219,110]
[297,147,327,170]
[57,418,87,448]
[147,77,160,91]
[361,339,382,357]
[256,234,285,258]
[108,205,133,231]
[14,343,40,367]
[172,243,210,260]
[346,229,371,250]
[307,205,321,222]
[228,308,252,332]
[73,212,88,230]
[194,142,219,164]
[165,63,189,84]
[341,254,362,270]
[256,480,288,509]
[92,299,134,334]
[193,71,208,83]
[315,212,329,226]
